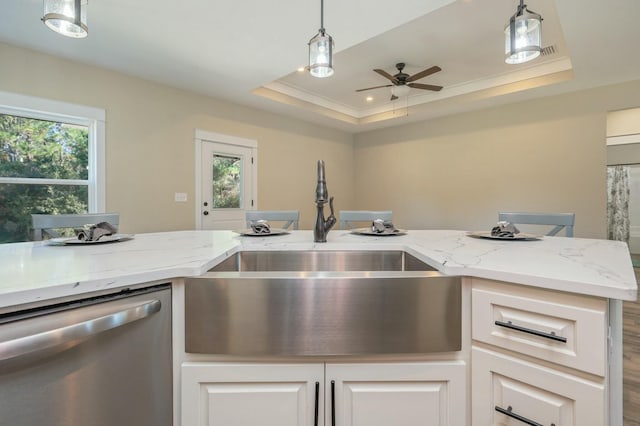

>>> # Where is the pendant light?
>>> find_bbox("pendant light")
[42,0,88,39]
[504,0,542,64]
[308,0,334,78]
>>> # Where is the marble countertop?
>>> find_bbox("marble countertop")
[0,229,636,308]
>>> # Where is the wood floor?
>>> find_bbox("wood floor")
[624,268,640,425]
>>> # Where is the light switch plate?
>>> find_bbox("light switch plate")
[174,192,187,202]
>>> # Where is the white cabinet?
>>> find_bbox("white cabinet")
[472,279,607,376]
[471,279,607,426]
[181,363,323,426]
[472,347,605,426]
[181,361,467,426]
[328,362,466,426]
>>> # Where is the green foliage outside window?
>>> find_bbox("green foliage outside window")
[212,155,241,209]
[0,114,89,243]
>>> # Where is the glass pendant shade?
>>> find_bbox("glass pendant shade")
[504,5,542,64]
[42,0,88,38]
[308,30,334,78]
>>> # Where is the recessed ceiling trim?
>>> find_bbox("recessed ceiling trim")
[359,57,573,116]
[261,57,573,121]
[252,86,359,125]
[262,81,361,117]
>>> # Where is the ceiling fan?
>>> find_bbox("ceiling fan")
[356,62,443,101]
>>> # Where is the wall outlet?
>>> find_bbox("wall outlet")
[174,192,187,202]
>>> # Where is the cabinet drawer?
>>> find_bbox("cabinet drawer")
[472,347,605,426]
[471,279,607,376]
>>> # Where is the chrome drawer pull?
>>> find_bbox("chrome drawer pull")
[495,405,552,426]
[494,320,567,343]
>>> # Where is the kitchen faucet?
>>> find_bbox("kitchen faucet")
[314,160,336,242]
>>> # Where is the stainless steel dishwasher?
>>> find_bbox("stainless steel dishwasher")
[0,283,172,426]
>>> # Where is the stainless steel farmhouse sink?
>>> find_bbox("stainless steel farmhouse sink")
[208,250,438,272]
[185,250,461,356]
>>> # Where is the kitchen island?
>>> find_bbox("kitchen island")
[0,229,636,306]
[0,229,637,426]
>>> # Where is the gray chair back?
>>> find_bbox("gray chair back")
[339,210,393,230]
[498,212,575,237]
[32,213,120,240]
[245,210,299,230]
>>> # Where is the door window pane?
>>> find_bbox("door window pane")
[212,154,241,209]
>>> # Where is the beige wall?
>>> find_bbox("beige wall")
[0,42,354,232]
[608,107,640,136]
[354,80,640,238]
[4,42,640,238]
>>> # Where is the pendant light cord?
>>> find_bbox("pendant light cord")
[320,0,324,31]
[74,0,81,25]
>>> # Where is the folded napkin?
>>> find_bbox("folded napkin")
[371,219,400,234]
[76,221,118,242]
[250,220,271,234]
[491,221,520,238]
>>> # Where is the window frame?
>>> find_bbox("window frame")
[0,91,106,212]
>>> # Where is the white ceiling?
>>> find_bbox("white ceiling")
[1,0,639,133]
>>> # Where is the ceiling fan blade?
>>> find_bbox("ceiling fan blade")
[355,84,393,92]
[408,82,443,92]
[406,66,442,82]
[374,69,398,83]
[390,94,398,101]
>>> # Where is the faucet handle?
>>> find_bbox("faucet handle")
[326,196,337,229]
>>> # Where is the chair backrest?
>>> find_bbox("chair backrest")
[32,213,120,241]
[498,212,575,237]
[245,210,299,230]
[339,210,393,230]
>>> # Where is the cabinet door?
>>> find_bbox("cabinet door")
[181,362,324,426]
[327,361,466,426]
[472,347,605,426]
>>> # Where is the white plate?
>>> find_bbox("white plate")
[467,231,541,241]
[234,228,290,236]
[351,228,407,236]
[48,234,135,245]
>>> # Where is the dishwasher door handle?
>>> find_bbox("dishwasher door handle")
[0,299,161,363]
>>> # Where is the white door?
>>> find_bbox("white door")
[327,362,467,426]
[197,132,256,230]
[181,362,324,426]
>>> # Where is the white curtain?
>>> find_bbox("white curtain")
[607,165,631,243]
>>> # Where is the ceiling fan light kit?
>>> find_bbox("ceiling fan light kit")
[356,62,443,101]
[308,0,334,78]
[42,0,88,38]
[504,0,542,64]
[391,85,410,99]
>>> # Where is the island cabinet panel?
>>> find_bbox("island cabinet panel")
[327,362,466,426]
[470,278,609,426]
[181,361,467,426]
[471,278,607,376]
[472,347,605,426]
[181,363,324,426]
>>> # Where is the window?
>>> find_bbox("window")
[0,92,105,243]
[212,153,242,209]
